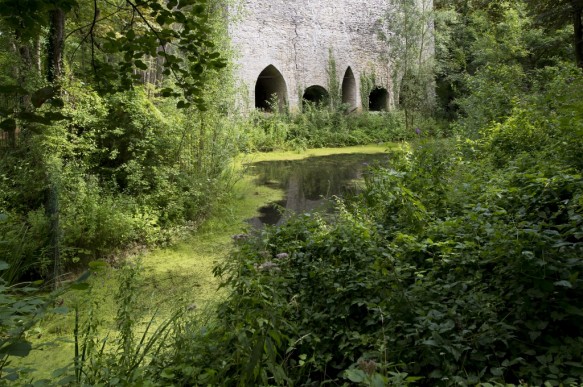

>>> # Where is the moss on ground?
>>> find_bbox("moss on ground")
[16,145,391,381]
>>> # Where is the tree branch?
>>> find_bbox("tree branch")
[90,0,99,77]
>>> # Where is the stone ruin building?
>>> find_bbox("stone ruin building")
[229,0,396,112]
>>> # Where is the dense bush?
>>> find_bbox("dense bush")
[146,63,583,386]
[0,83,240,278]
[235,106,414,153]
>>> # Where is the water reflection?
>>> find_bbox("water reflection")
[246,153,389,227]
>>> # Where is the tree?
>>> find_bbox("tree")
[0,0,226,109]
[527,0,583,68]
[379,0,435,130]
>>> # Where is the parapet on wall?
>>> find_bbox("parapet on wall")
[229,0,393,112]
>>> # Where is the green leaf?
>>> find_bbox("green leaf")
[49,98,65,108]
[160,368,175,379]
[3,372,18,381]
[51,366,69,378]
[0,261,10,271]
[371,374,386,387]
[176,100,191,109]
[57,375,76,385]
[53,307,69,315]
[156,14,167,25]
[554,280,572,288]
[70,283,89,291]
[135,60,148,70]
[490,367,503,376]
[88,261,108,270]
[343,369,366,383]
[0,341,32,357]
[177,0,194,9]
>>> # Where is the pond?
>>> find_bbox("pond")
[245,152,390,227]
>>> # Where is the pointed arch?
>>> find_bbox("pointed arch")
[341,66,357,111]
[369,87,389,111]
[255,65,288,112]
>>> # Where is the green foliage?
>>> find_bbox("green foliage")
[0,262,91,384]
[145,64,583,386]
[236,108,410,152]
[0,0,238,280]
[0,0,226,109]
[359,71,376,112]
[154,208,394,385]
[361,154,583,383]
[2,0,582,385]
[326,49,342,110]
[469,63,582,171]
[96,0,227,109]
[434,0,574,122]
[73,262,180,385]
[379,0,435,128]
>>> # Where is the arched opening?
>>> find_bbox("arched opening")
[255,65,288,112]
[369,87,389,111]
[341,67,357,111]
[302,85,329,108]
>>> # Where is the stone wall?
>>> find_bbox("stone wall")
[229,0,395,112]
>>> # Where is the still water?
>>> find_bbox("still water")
[246,152,389,227]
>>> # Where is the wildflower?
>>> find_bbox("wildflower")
[415,127,422,135]
[275,252,289,259]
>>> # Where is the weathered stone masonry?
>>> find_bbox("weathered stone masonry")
[229,0,394,112]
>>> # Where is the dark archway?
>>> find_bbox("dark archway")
[341,67,357,111]
[369,87,389,111]
[302,85,329,108]
[255,65,288,112]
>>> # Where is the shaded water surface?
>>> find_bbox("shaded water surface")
[246,153,389,227]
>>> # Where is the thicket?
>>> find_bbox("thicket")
[180,71,582,386]
[139,2,583,386]
[235,107,416,152]
[0,0,239,283]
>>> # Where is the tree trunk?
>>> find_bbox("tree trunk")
[34,38,42,74]
[574,3,583,68]
[46,7,66,288]
[14,34,33,105]
[47,8,65,82]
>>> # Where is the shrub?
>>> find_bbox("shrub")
[167,111,583,384]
